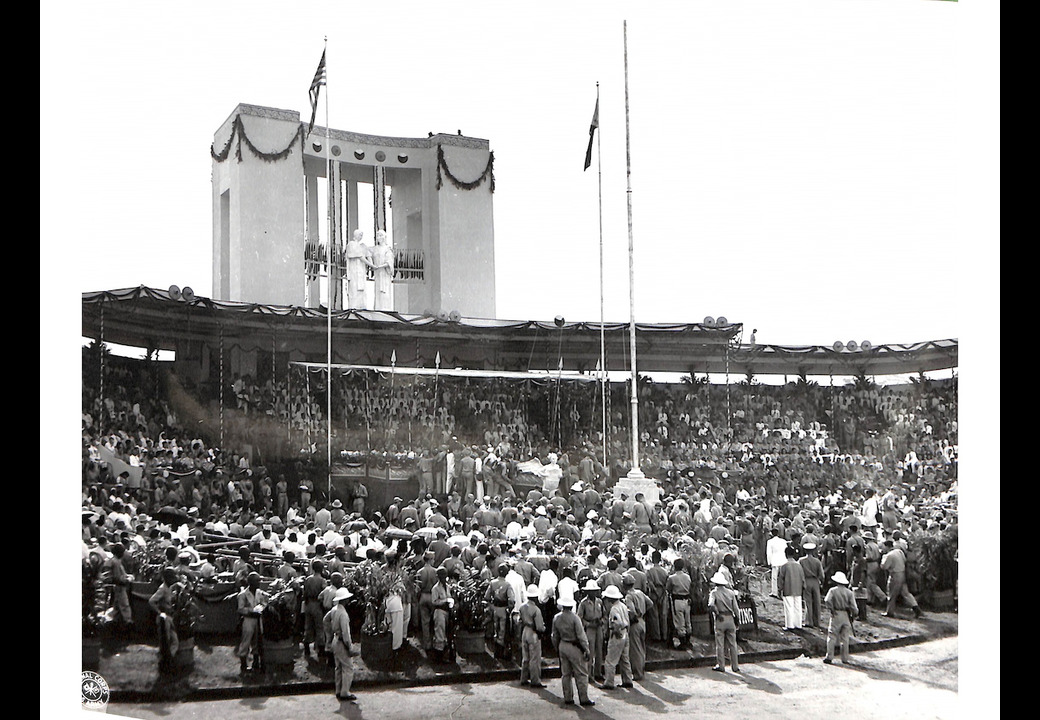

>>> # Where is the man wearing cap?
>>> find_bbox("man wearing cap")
[799,543,825,628]
[518,584,546,687]
[708,570,740,673]
[880,539,921,618]
[553,595,596,706]
[236,572,269,673]
[325,587,358,701]
[600,584,634,690]
[577,580,605,682]
[823,572,858,664]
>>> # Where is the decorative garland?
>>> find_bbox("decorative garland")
[210,115,304,164]
[436,145,495,193]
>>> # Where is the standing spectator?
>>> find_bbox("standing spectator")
[301,560,327,657]
[600,585,634,690]
[430,567,454,662]
[622,574,650,680]
[799,543,825,628]
[666,557,692,648]
[518,584,546,688]
[235,572,268,673]
[708,571,740,673]
[552,596,595,707]
[777,547,805,630]
[325,587,358,702]
[823,572,858,665]
[577,580,605,683]
[766,527,789,598]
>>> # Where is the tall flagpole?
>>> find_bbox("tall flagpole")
[595,81,608,475]
[623,20,643,481]
[324,37,333,498]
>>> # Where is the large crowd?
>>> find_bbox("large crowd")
[81,348,958,700]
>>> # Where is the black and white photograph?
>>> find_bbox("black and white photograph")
[43,1,996,718]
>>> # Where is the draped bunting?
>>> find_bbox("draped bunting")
[210,115,304,164]
[436,144,495,193]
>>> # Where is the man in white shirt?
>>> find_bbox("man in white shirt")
[860,488,880,533]
[766,527,789,598]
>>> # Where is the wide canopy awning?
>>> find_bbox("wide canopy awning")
[82,286,957,376]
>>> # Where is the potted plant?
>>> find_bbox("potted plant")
[676,540,715,637]
[909,526,958,610]
[356,567,396,665]
[168,580,203,667]
[451,567,490,655]
[260,580,300,666]
[82,553,112,669]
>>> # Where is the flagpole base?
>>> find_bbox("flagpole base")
[614,469,661,508]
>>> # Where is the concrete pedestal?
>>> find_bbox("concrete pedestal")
[612,470,662,508]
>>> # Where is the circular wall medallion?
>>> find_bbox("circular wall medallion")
[375,151,386,162]
[331,145,341,156]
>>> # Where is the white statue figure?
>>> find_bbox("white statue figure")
[344,229,369,309]
[367,229,394,311]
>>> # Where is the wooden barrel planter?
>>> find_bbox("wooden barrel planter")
[691,613,713,638]
[360,632,394,667]
[925,588,956,611]
[174,637,195,668]
[454,629,488,656]
[83,636,102,670]
[262,638,297,666]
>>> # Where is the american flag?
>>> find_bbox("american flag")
[307,49,326,136]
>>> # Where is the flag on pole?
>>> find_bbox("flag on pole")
[584,97,599,171]
[307,49,327,136]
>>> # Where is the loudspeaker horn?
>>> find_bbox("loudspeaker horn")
[833,341,844,352]
[716,316,728,326]
[703,316,716,327]
[168,285,181,300]
[181,286,195,302]
[860,340,872,352]
[449,310,461,323]
[846,340,858,351]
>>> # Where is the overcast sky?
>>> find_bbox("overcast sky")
[42,2,996,714]
[42,0,987,349]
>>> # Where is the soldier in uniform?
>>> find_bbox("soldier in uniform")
[665,557,693,648]
[485,563,516,659]
[552,596,596,707]
[576,580,605,682]
[600,585,633,690]
[518,585,546,687]
[708,571,740,673]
